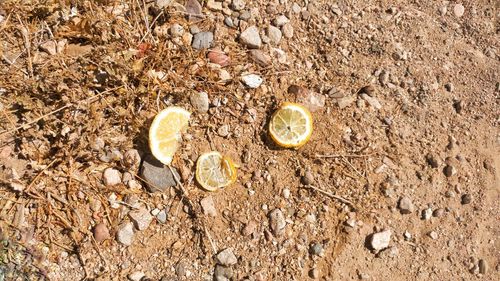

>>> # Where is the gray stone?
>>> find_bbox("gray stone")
[224,17,234,27]
[267,25,282,45]
[309,242,324,256]
[216,248,237,266]
[190,91,209,113]
[140,154,179,192]
[200,196,217,217]
[398,196,414,214]
[240,26,262,48]
[117,222,134,246]
[129,208,154,230]
[422,208,432,220]
[192,31,214,49]
[368,229,391,251]
[156,209,167,223]
[239,10,251,20]
[103,168,122,186]
[214,265,233,281]
[269,209,286,236]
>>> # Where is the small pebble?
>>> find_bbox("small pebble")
[368,229,391,251]
[93,223,110,242]
[192,32,214,49]
[102,168,122,186]
[117,222,135,246]
[273,15,289,27]
[241,74,263,88]
[170,23,184,37]
[156,209,167,223]
[309,268,319,279]
[269,209,286,236]
[422,208,432,220]
[433,208,445,217]
[461,194,472,205]
[216,248,237,266]
[302,170,315,185]
[282,23,294,38]
[231,0,245,11]
[200,196,217,217]
[129,208,154,231]
[240,26,262,48]
[140,155,179,192]
[453,4,465,17]
[249,50,271,66]
[208,49,230,67]
[128,271,145,281]
[214,265,233,281]
[282,188,290,199]
[478,259,488,274]
[123,149,141,170]
[309,242,324,256]
[398,196,415,214]
[429,231,438,239]
[267,25,282,45]
[190,91,210,113]
[443,165,457,177]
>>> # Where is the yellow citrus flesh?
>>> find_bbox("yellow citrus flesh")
[196,151,237,191]
[269,102,313,148]
[149,107,191,165]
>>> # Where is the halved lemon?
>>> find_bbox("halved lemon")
[269,102,313,148]
[196,151,238,191]
[149,107,191,165]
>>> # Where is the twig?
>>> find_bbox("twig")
[307,184,354,207]
[204,224,218,254]
[24,159,58,193]
[315,153,373,158]
[0,86,123,136]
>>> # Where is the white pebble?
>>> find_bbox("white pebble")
[241,74,263,88]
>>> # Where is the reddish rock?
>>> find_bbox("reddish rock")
[208,50,230,67]
[94,223,110,242]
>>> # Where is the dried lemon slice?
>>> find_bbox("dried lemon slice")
[269,102,313,148]
[149,107,191,165]
[196,151,237,191]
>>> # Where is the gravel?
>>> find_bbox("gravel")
[140,154,179,192]
[192,32,214,49]
[117,222,135,246]
[216,248,237,266]
[200,196,217,217]
[368,229,392,251]
[240,26,262,48]
[102,168,122,186]
[129,207,154,230]
[398,196,415,214]
[93,223,110,242]
[156,209,167,223]
[269,209,286,236]
[128,271,145,281]
[190,91,210,113]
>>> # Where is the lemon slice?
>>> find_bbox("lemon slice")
[149,107,191,165]
[196,151,237,191]
[269,102,313,148]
